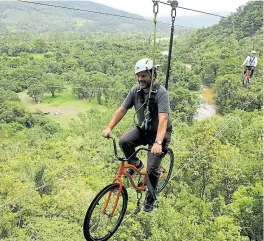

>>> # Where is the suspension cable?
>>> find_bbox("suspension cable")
[141,1,159,131]
[165,0,178,90]
[150,1,159,89]
[16,0,197,29]
[157,0,228,18]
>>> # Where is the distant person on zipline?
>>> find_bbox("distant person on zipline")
[102,58,172,212]
[241,50,258,81]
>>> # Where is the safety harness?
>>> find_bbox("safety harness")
[136,83,160,131]
[135,1,177,132]
[134,0,177,207]
[249,56,255,66]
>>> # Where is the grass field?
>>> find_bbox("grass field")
[18,88,108,128]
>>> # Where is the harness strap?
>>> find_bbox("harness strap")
[136,84,160,130]
[137,88,145,104]
[149,83,160,114]
[137,83,160,107]
[249,56,255,66]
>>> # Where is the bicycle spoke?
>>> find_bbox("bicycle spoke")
[89,212,104,234]
[83,183,128,241]
[160,165,167,174]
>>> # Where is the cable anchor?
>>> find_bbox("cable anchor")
[168,0,178,20]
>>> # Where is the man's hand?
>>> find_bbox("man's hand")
[102,127,112,138]
[151,143,162,155]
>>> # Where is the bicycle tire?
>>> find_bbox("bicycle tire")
[242,73,247,87]
[83,183,128,241]
[242,75,245,87]
[156,148,174,193]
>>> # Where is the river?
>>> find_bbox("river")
[195,88,222,121]
[160,51,222,121]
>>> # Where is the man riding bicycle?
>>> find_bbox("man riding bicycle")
[102,58,172,212]
[241,50,258,82]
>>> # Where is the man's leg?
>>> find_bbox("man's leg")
[250,68,254,78]
[144,131,171,212]
[119,127,143,166]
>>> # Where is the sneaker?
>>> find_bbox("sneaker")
[126,160,144,176]
[143,192,156,213]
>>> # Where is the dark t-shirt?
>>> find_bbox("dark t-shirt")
[122,84,172,131]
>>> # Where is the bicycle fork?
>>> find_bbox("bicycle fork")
[104,178,123,217]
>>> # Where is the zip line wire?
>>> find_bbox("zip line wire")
[178,6,228,18]
[3,0,260,217]
[1,2,261,238]
[16,0,248,32]
[17,0,197,29]
[157,0,228,18]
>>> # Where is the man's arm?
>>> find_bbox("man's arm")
[155,113,168,142]
[242,56,249,66]
[151,113,168,155]
[254,57,258,67]
[102,106,128,137]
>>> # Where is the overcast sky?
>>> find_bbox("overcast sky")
[89,0,250,17]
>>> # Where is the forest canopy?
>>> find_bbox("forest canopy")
[0,1,263,241]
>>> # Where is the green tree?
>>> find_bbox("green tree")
[27,84,46,103]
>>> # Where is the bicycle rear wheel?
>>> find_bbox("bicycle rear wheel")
[83,183,128,241]
[157,148,174,193]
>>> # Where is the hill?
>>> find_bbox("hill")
[0,1,189,34]
[158,11,230,28]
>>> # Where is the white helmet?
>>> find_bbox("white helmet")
[251,50,256,54]
[135,58,156,74]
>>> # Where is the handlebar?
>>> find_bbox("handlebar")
[108,135,150,162]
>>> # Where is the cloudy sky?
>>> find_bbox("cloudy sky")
[90,0,250,17]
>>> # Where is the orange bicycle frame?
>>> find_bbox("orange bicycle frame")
[104,162,147,216]
[245,68,251,81]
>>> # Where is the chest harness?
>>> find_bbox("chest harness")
[249,56,255,67]
[136,83,160,131]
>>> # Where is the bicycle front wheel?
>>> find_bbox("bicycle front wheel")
[242,73,249,87]
[83,183,128,241]
[157,148,174,193]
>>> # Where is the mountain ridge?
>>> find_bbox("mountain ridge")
[157,11,231,28]
[0,1,170,33]
[0,1,230,33]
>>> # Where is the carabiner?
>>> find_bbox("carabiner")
[153,1,159,14]
[171,8,176,19]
